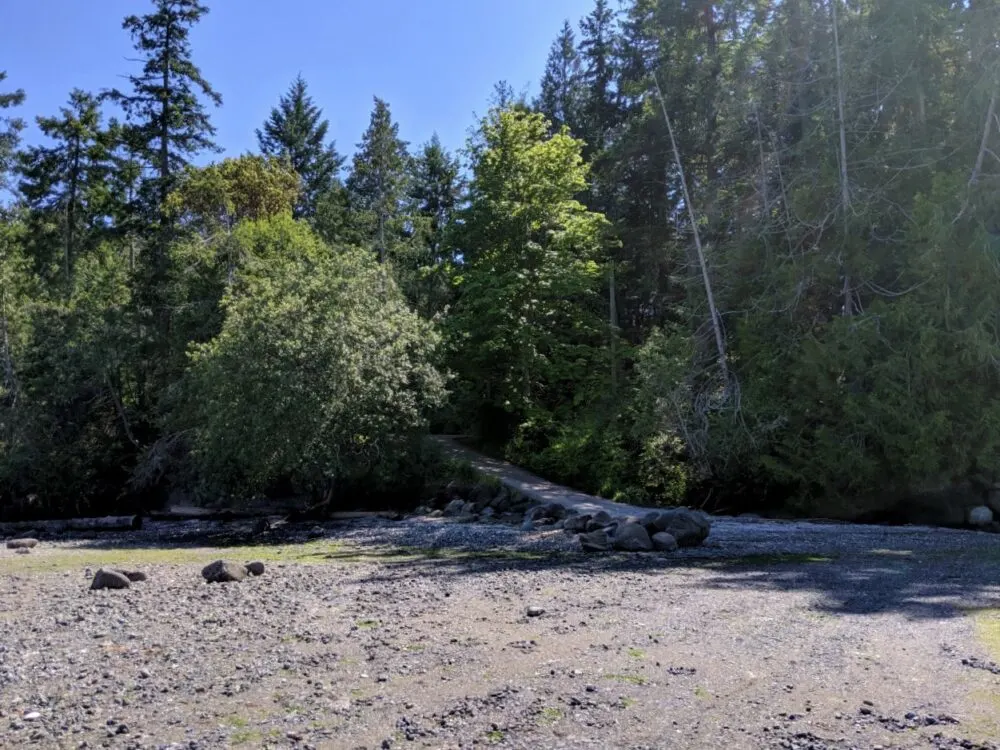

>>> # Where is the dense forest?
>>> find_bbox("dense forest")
[2,0,1000,522]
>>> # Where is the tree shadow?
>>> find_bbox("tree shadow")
[50,517,1000,620]
[340,543,1000,621]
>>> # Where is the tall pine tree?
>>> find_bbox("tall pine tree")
[578,0,620,152]
[257,75,343,219]
[536,21,584,134]
[105,0,221,228]
[0,71,25,193]
[18,90,113,288]
[346,97,409,264]
[404,133,463,315]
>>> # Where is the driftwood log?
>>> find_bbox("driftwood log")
[0,515,142,536]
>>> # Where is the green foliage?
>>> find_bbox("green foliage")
[450,107,609,424]
[257,75,344,218]
[167,155,300,231]
[170,219,447,497]
[17,89,114,287]
[346,97,410,264]
[1,243,138,516]
[536,21,584,134]
[0,71,26,192]
[105,0,221,217]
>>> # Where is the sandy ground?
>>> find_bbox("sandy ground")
[2,516,1000,750]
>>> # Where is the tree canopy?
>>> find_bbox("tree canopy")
[5,0,1000,523]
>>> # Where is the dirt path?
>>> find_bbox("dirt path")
[432,436,651,518]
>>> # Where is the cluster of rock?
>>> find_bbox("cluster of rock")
[86,560,266,590]
[5,537,38,554]
[418,480,712,552]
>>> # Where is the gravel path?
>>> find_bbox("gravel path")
[3,513,1000,750]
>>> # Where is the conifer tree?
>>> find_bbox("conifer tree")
[0,71,25,193]
[105,0,221,226]
[257,75,343,219]
[18,90,113,287]
[536,21,584,134]
[346,97,410,263]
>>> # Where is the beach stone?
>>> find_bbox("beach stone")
[201,560,247,583]
[90,569,131,591]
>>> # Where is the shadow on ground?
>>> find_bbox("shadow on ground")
[16,516,1000,622]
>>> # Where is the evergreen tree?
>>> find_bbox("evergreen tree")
[105,0,221,225]
[578,0,620,151]
[536,21,584,134]
[346,97,410,263]
[256,75,344,219]
[0,71,25,193]
[403,134,463,315]
[17,90,113,287]
[410,134,461,261]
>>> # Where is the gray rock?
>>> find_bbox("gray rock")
[90,569,131,591]
[6,538,38,550]
[413,505,432,516]
[585,510,613,532]
[526,606,545,617]
[969,506,994,527]
[651,532,679,552]
[613,523,654,552]
[15,547,30,555]
[443,499,466,517]
[580,529,611,553]
[521,516,537,532]
[563,514,591,533]
[541,502,567,520]
[307,525,325,539]
[478,507,495,521]
[652,508,711,547]
[489,488,512,512]
[244,561,266,576]
[201,560,248,583]
[116,570,147,582]
[641,511,661,531]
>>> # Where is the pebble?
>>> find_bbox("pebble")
[526,606,545,617]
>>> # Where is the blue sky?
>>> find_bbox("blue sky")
[2,0,593,166]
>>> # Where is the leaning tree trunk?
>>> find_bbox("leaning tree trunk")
[652,75,730,387]
[0,515,142,536]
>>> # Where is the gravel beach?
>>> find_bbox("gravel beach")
[3,515,1000,749]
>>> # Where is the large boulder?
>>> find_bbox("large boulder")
[202,560,248,583]
[651,508,711,547]
[969,506,994,527]
[613,523,654,552]
[90,569,131,591]
[443,499,467,517]
[580,529,611,553]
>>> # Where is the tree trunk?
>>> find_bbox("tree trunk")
[653,75,730,386]
[0,515,142,536]
[830,0,854,317]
